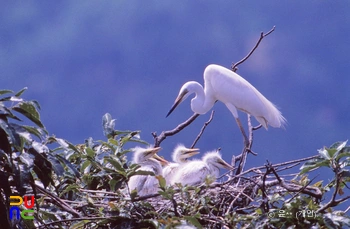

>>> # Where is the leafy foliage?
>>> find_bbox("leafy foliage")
[1,88,350,229]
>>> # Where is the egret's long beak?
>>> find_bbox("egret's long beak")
[218,159,234,170]
[184,148,200,157]
[144,146,162,157]
[153,154,169,166]
[166,90,188,117]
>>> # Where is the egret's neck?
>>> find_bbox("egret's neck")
[190,82,215,114]
[207,164,220,177]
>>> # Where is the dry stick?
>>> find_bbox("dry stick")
[316,171,350,213]
[191,110,215,148]
[231,26,276,72]
[344,204,350,214]
[235,114,257,175]
[259,162,322,200]
[152,113,200,147]
[37,217,109,229]
[35,184,81,217]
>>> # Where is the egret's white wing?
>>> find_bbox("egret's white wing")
[204,64,285,128]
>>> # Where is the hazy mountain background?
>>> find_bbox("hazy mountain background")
[2,1,349,172]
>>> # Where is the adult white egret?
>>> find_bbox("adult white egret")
[171,150,233,186]
[162,144,200,185]
[166,64,286,145]
[128,146,168,196]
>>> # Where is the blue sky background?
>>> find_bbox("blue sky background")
[2,2,349,173]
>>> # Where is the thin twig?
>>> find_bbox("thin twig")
[235,114,259,175]
[152,113,200,147]
[231,26,276,72]
[37,217,109,229]
[35,184,81,217]
[344,205,350,214]
[316,171,350,213]
[240,155,319,178]
[191,110,215,148]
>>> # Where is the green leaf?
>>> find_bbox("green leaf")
[71,220,90,229]
[13,101,45,128]
[54,137,80,153]
[109,179,117,191]
[331,140,348,159]
[29,148,53,188]
[312,180,323,188]
[20,152,34,169]
[108,138,119,147]
[0,104,22,121]
[318,147,330,160]
[15,164,31,195]
[132,170,155,176]
[324,213,350,228]
[14,87,28,97]
[0,118,22,151]
[105,158,124,171]
[22,125,47,139]
[56,154,81,178]
[299,157,330,174]
[10,122,33,142]
[81,160,91,172]
[183,216,203,229]
[0,89,13,95]
[85,147,95,158]
[102,113,116,138]
[47,155,64,176]
[130,189,138,199]
[32,141,49,153]
[156,175,166,189]
[60,184,80,197]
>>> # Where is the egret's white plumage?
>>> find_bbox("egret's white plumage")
[163,144,199,185]
[128,146,167,196]
[171,150,233,186]
[166,64,286,142]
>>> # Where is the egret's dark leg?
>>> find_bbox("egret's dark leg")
[235,117,249,147]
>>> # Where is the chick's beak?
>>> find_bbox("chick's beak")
[153,153,169,166]
[219,159,234,170]
[145,146,162,157]
[185,148,200,156]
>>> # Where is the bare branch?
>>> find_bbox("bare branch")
[152,113,200,147]
[234,155,320,178]
[316,171,350,213]
[35,184,81,217]
[37,217,109,229]
[235,114,260,175]
[231,26,276,72]
[191,110,215,148]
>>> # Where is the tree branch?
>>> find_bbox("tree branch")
[191,110,215,148]
[152,113,200,147]
[231,26,275,72]
[35,184,81,217]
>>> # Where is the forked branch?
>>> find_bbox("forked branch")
[191,110,215,148]
[152,113,200,147]
[231,26,275,72]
